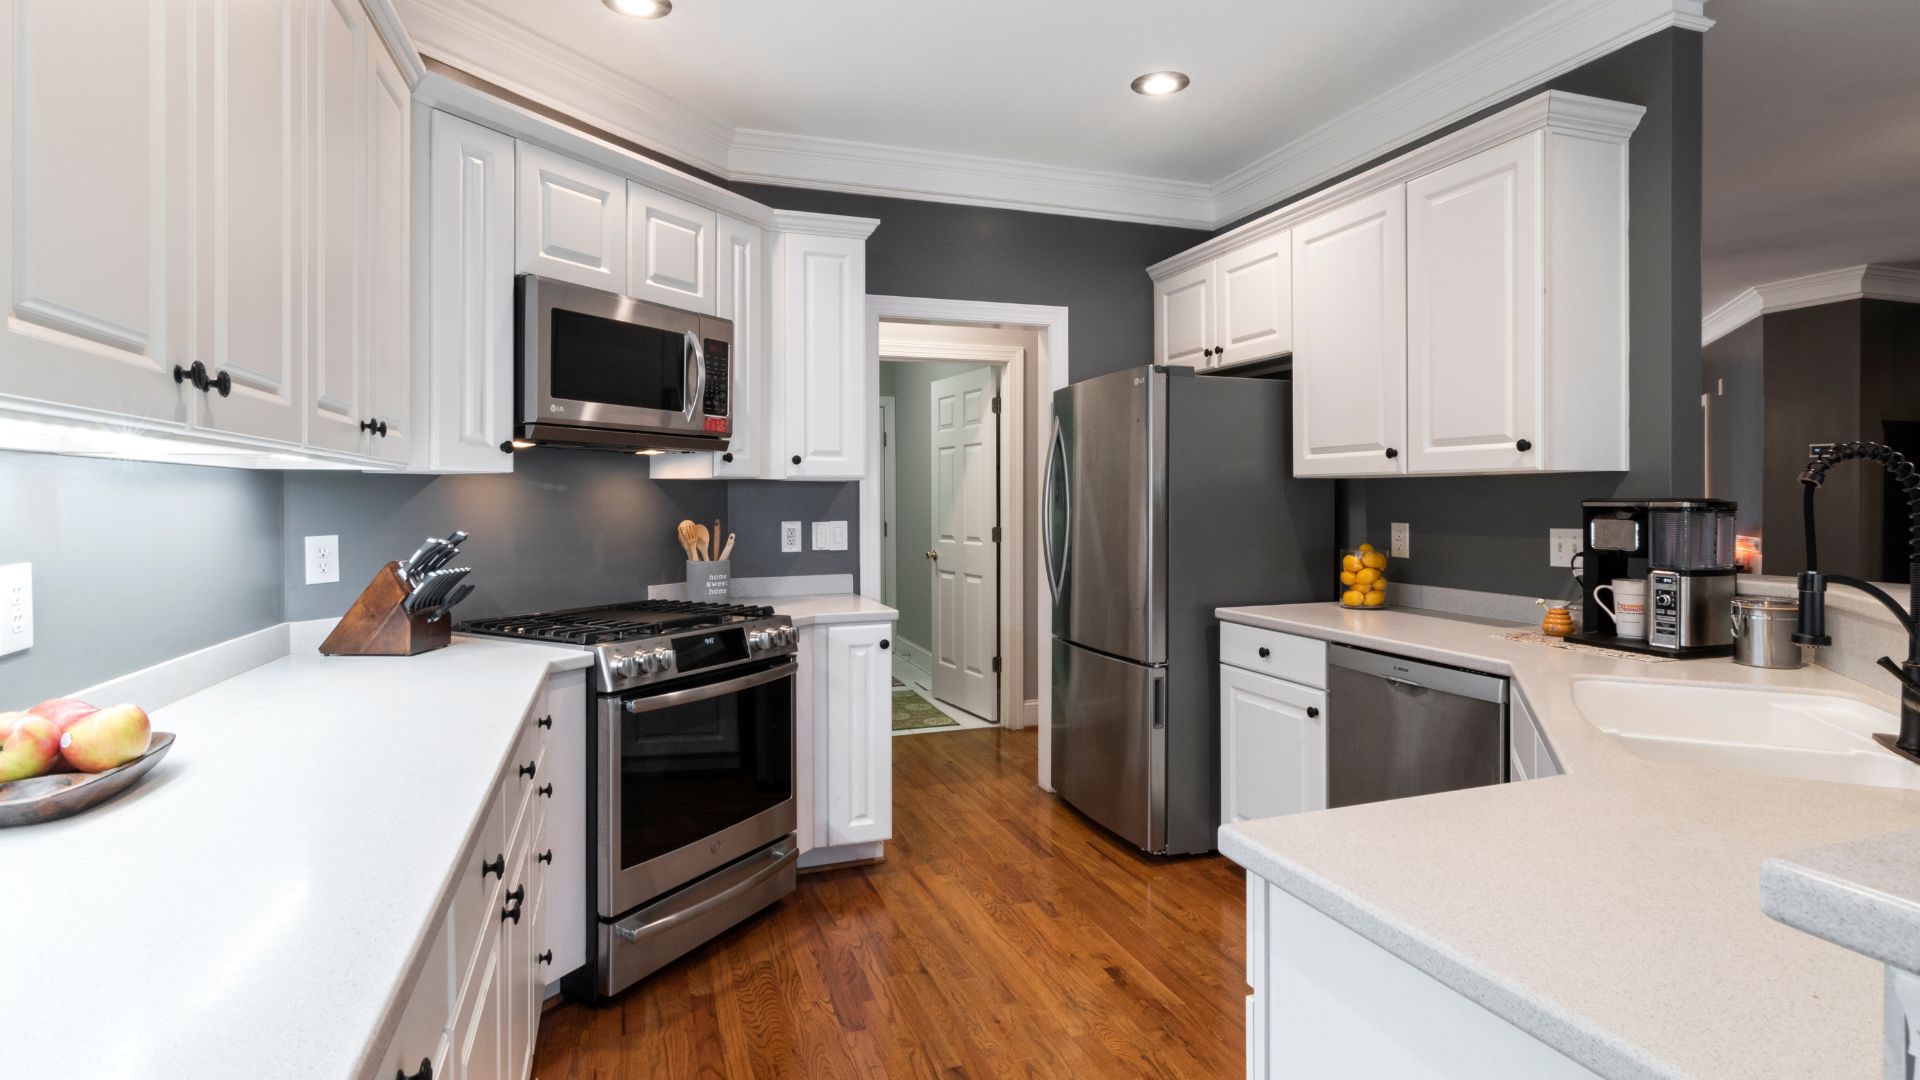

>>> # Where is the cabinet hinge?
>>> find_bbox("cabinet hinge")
[991,396,1001,415]
[882,431,888,448]
[991,525,1001,543]
[992,656,1002,673]
[883,522,889,538]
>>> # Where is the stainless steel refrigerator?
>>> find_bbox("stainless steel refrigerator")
[1045,366,1331,854]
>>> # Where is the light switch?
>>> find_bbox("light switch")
[829,521,848,551]
[0,563,32,657]
[812,522,832,551]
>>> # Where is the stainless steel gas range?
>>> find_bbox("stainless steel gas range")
[461,600,798,1001]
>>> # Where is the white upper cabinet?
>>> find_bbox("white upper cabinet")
[307,0,372,455]
[0,0,189,426]
[364,41,412,465]
[1215,231,1293,368]
[627,183,716,314]
[1154,262,1213,368]
[420,110,516,474]
[650,212,768,481]
[516,143,626,294]
[770,212,878,480]
[1292,185,1408,477]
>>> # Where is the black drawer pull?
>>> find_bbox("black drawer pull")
[538,849,553,865]
[1306,706,1320,718]
[538,950,553,965]
[880,639,891,650]
[1257,646,1271,659]
[1516,438,1532,452]
[1384,447,1399,459]
[502,885,525,923]
[791,454,802,466]
[518,761,536,779]
[480,853,505,879]
[360,417,388,437]
[722,452,735,463]
[396,1058,432,1080]
[538,783,553,798]
[537,715,552,729]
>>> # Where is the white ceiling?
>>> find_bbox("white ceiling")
[397,0,1709,226]
[1701,0,1920,313]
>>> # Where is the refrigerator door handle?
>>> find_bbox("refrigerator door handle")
[1043,419,1070,601]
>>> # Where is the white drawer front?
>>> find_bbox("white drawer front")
[1221,623,1327,688]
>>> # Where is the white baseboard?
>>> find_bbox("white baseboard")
[893,635,933,673]
[1018,699,1040,731]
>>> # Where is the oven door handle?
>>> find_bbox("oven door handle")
[683,331,705,424]
[622,660,795,714]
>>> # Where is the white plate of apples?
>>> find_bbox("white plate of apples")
[0,699,173,826]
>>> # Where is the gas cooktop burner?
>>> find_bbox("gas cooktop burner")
[460,600,776,645]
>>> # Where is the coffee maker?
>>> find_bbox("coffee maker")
[1573,498,1738,658]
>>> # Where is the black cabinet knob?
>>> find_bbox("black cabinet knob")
[538,950,553,966]
[480,853,505,879]
[210,369,232,397]
[722,452,734,463]
[518,761,536,779]
[538,849,553,865]
[537,715,552,730]
[360,418,388,437]
[880,639,891,650]
[1306,706,1320,719]
[1257,646,1271,659]
[537,783,553,798]
[173,361,229,396]
[396,1058,433,1080]
[1516,438,1532,452]
[791,454,802,466]
[1384,447,1399,459]
[1202,347,1214,358]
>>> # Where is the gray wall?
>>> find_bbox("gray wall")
[1222,30,1706,598]
[0,452,283,703]
[880,360,989,648]
[282,451,858,622]
[1702,317,1765,538]
[731,183,1205,381]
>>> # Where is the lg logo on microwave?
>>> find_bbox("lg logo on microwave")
[549,403,566,414]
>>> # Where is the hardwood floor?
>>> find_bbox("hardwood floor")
[534,727,1247,1079]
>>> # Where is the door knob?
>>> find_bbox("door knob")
[925,550,938,560]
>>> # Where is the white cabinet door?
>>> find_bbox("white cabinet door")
[501,840,532,1080]
[1406,133,1541,475]
[1291,185,1407,477]
[823,622,893,847]
[712,215,766,477]
[373,914,452,1080]
[1220,666,1327,824]
[774,230,868,479]
[1215,230,1292,368]
[308,0,369,455]
[423,110,516,473]
[516,143,626,294]
[1155,261,1214,368]
[453,917,504,1080]
[627,183,716,314]
[185,0,304,445]
[0,0,188,425]
[364,39,412,465]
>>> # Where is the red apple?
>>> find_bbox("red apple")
[30,698,98,736]
[57,703,150,773]
[0,710,32,741]
[0,715,61,782]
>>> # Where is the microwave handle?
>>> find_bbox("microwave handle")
[683,331,705,423]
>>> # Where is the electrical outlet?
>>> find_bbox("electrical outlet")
[1549,528,1582,568]
[829,520,848,551]
[1390,522,1410,559]
[304,535,340,585]
[0,563,32,657]
[781,521,802,553]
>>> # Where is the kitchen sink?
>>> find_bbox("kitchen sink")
[1572,679,1920,790]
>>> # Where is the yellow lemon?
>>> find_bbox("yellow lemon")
[1358,543,1375,554]
[1339,570,1357,586]
[1341,589,1365,607]
[1341,554,1362,574]
[1364,590,1386,607]
[1362,551,1387,571]
[1355,567,1379,588]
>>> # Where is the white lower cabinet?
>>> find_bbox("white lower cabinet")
[1510,691,1561,780]
[1220,625,1330,826]
[796,619,895,867]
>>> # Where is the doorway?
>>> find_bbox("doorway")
[880,356,1002,732]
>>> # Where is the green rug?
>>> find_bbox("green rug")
[892,690,960,732]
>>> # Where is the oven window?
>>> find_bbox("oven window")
[618,668,793,870]
[550,309,685,412]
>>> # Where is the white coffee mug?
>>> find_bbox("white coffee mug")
[1593,578,1648,640]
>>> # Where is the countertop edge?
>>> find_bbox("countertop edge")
[1218,824,1682,1080]
[1762,854,1920,974]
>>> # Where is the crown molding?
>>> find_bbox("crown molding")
[364,0,428,86]
[730,130,1215,228]
[1148,90,1642,281]
[1702,265,1920,345]
[393,0,1704,230]
[769,209,882,241]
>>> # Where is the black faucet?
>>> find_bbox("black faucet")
[1794,440,1920,762]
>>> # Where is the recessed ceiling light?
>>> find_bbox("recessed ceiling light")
[604,0,671,17]
[1131,71,1190,97]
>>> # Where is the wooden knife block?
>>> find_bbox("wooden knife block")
[319,561,452,657]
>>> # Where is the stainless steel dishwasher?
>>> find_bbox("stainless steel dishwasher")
[1326,644,1509,808]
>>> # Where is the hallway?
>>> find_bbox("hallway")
[533,728,1247,1078]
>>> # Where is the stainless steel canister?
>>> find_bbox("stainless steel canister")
[1730,595,1805,669]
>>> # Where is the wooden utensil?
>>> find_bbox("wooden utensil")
[693,524,712,561]
[719,532,736,560]
[676,520,699,560]
[713,519,723,558]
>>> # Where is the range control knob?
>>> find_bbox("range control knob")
[748,630,772,651]
[776,626,795,646]
[615,654,641,678]
[651,647,674,671]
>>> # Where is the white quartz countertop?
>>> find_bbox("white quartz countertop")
[746,593,898,626]
[1214,602,1920,1080]
[1763,830,1920,973]
[3,634,591,1080]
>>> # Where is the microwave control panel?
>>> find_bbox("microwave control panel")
[702,340,730,426]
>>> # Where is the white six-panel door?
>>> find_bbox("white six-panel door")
[516,143,626,293]
[1155,261,1213,368]
[627,183,716,314]
[1291,185,1408,477]
[426,111,516,473]
[1220,666,1328,825]
[1215,230,1292,368]
[930,366,999,721]
[823,622,893,847]
[1406,132,1542,474]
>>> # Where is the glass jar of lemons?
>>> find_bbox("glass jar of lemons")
[1339,544,1389,608]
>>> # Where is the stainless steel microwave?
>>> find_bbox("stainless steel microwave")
[514,274,732,453]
